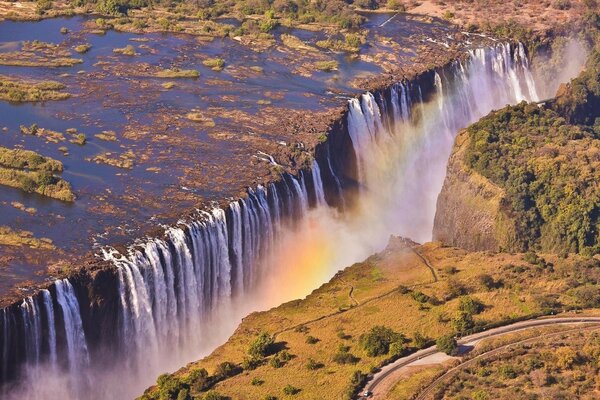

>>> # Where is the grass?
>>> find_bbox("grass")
[186,112,216,127]
[141,241,600,400]
[0,75,70,102]
[0,226,54,250]
[113,44,137,56]
[0,146,74,202]
[89,150,135,169]
[154,68,200,78]
[438,328,600,399]
[314,60,339,72]
[280,34,318,52]
[202,57,225,71]
[389,365,446,399]
[74,43,92,53]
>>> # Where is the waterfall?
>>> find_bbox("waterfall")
[55,279,89,377]
[0,42,558,400]
[312,160,326,207]
[41,290,57,367]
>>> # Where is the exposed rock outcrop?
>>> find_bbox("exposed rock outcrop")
[432,131,518,252]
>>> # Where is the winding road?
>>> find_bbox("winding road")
[359,316,600,399]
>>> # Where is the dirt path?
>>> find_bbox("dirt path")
[360,316,600,400]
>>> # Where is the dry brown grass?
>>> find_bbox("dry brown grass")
[143,240,600,399]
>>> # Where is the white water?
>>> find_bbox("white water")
[2,42,581,400]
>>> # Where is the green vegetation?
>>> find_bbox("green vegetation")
[464,100,600,255]
[113,44,136,55]
[359,325,405,357]
[436,334,458,356]
[202,57,225,71]
[154,69,200,79]
[74,44,92,53]
[316,33,364,53]
[0,146,74,201]
[554,45,600,125]
[0,226,54,250]
[0,76,70,102]
[314,60,339,72]
[248,332,276,358]
[439,329,600,399]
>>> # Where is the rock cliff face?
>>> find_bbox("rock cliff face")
[432,131,518,252]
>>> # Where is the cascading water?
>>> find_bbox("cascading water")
[1,42,566,399]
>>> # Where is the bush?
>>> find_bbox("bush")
[458,296,485,315]
[333,344,359,364]
[215,361,240,378]
[185,368,209,391]
[242,356,261,370]
[282,384,300,395]
[203,391,227,400]
[413,332,430,349]
[306,358,323,370]
[451,311,475,333]
[436,334,458,356]
[305,335,319,344]
[359,326,405,357]
[248,332,275,358]
[270,355,284,368]
[389,340,408,357]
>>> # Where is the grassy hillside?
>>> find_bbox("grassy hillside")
[140,238,600,400]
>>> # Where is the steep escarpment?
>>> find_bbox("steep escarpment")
[432,132,518,252]
[434,100,600,255]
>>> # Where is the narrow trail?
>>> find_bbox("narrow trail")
[339,277,359,306]
[360,317,600,399]
[410,247,438,282]
[415,324,600,399]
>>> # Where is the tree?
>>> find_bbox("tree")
[248,332,275,358]
[413,331,429,349]
[359,326,404,357]
[458,296,485,315]
[436,334,458,356]
[451,311,475,333]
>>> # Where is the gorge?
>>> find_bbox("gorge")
[0,37,568,400]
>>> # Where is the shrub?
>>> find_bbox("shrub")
[306,358,323,370]
[215,361,240,378]
[333,344,359,364]
[270,355,284,368]
[203,391,227,400]
[413,332,430,349]
[389,340,408,358]
[305,335,319,344]
[251,377,264,386]
[411,291,430,303]
[282,384,300,395]
[248,332,275,358]
[359,326,404,357]
[185,368,209,391]
[242,356,261,370]
[451,311,475,333]
[499,364,517,379]
[458,296,485,315]
[436,334,458,356]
